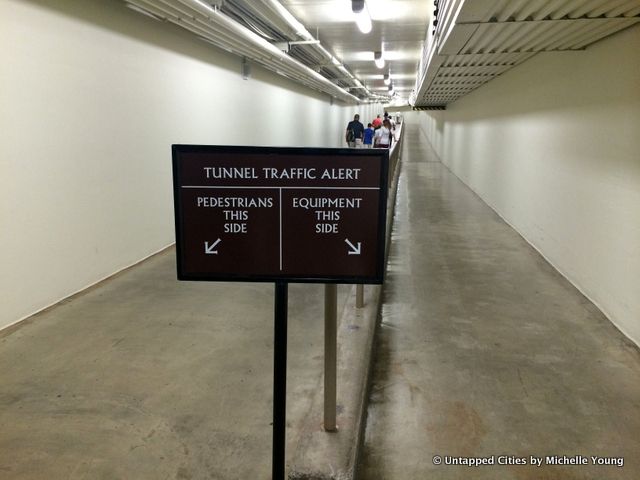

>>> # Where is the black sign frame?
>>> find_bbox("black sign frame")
[172,144,389,284]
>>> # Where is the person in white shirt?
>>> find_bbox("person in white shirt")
[374,119,393,148]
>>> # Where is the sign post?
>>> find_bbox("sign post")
[273,281,288,480]
[324,284,337,432]
[172,145,389,479]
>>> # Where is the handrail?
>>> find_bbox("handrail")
[354,119,404,304]
[324,120,404,430]
[388,122,403,190]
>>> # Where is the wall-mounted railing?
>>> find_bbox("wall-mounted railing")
[324,119,404,430]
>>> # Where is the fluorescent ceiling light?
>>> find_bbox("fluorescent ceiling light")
[383,73,416,80]
[374,51,384,69]
[380,50,421,61]
[358,74,384,80]
[352,0,372,34]
[356,12,372,34]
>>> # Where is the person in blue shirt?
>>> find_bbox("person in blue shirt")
[363,123,374,148]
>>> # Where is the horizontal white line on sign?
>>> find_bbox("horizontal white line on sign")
[181,186,380,190]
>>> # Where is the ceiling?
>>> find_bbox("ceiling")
[277,0,431,101]
[123,0,640,108]
[124,0,430,103]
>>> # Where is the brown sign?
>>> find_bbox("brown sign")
[172,145,388,283]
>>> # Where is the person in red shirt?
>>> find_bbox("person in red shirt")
[372,115,382,130]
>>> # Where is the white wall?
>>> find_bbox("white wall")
[0,0,382,330]
[409,25,640,345]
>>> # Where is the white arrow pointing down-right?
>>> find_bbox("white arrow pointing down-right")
[345,238,361,255]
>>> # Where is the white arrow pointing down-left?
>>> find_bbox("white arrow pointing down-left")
[345,238,361,255]
[205,239,222,254]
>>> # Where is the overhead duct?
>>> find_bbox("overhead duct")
[412,0,640,107]
[124,0,361,103]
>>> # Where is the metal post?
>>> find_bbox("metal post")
[356,284,364,308]
[273,281,288,480]
[324,284,337,432]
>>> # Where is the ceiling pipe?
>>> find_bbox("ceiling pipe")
[126,0,360,102]
[134,0,320,90]
[226,1,366,97]
[147,0,349,96]
[261,0,312,39]
[130,1,292,69]
[191,0,371,99]
[251,0,368,95]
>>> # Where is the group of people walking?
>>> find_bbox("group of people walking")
[345,112,396,149]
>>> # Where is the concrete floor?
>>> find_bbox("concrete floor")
[2,124,639,480]
[0,256,353,479]
[357,125,640,479]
